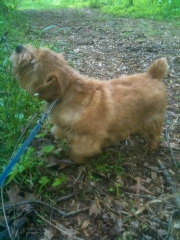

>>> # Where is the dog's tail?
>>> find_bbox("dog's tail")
[147,58,168,80]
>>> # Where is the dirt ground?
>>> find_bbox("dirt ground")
[2,8,180,240]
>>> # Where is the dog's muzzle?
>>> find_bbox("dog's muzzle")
[15,44,23,54]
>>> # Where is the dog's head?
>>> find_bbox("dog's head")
[11,44,72,101]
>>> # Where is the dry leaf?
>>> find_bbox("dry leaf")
[168,169,175,175]
[6,186,22,204]
[81,220,90,229]
[77,216,82,227]
[47,153,61,167]
[136,199,162,215]
[174,221,180,229]
[113,217,123,234]
[55,220,84,240]
[83,230,90,237]
[40,229,54,240]
[151,172,157,180]
[52,147,63,155]
[89,200,101,216]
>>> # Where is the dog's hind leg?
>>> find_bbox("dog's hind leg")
[142,120,164,150]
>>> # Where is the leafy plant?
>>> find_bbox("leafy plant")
[41,145,55,154]
[14,0,180,20]
[6,147,44,186]
[38,176,50,192]
[52,174,67,187]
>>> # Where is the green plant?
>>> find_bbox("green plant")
[10,0,180,19]
[114,182,121,197]
[52,174,67,187]
[6,147,44,186]
[0,10,42,164]
[94,151,123,175]
[41,145,55,155]
[38,176,50,192]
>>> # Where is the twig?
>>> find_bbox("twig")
[165,116,177,167]
[165,209,179,240]
[0,217,28,239]
[56,193,74,203]
[157,160,180,210]
[33,209,85,240]
[124,192,155,199]
[63,206,89,217]
[93,40,112,52]
[0,186,13,240]
[0,200,89,217]
[100,186,165,240]
[169,114,180,130]
[73,166,85,185]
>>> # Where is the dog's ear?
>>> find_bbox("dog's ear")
[35,75,61,100]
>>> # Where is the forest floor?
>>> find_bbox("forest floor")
[2,8,180,240]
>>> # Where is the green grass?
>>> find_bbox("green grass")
[0,8,70,194]
[0,11,45,190]
[102,2,180,20]
[6,0,180,20]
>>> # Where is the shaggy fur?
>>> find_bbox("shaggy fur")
[11,44,168,163]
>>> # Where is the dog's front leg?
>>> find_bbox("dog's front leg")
[70,135,103,164]
[51,125,62,139]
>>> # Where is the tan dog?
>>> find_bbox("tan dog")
[11,44,168,163]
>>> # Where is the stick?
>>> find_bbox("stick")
[56,193,74,203]
[165,115,177,167]
[157,159,180,210]
[0,187,13,240]
[33,209,85,240]
[0,200,89,217]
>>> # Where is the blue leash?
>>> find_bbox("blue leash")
[0,99,58,187]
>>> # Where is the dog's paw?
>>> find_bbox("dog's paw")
[144,143,158,152]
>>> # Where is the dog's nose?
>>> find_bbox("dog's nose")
[15,44,23,54]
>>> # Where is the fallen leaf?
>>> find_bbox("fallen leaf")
[52,147,63,155]
[136,199,162,215]
[40,229,54,240]
[83,230,90,237]
[89,200,101,217]
[113,217,123,234]
[151,172,157,180]
[174,221,180,229]
[81,220,90,229]
[161,141,180,150]
[77,216,82,227]
[55,220,84,240]
[40,153,60,167]
[6,186,22,204]
[24,192,35,201]
[168,169,175,175]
